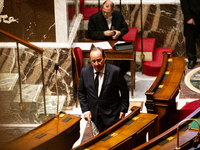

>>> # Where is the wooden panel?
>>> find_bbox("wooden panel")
[0,0,55,42]
[166,57,186,71]
[3,113,81,150]
[86,113,157,150]
[72,107,158,150]
[133,108,200,150]
[145,52,185,138]
[153,83,179,100]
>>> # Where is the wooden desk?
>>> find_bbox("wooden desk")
[2,113,81,150]
[72,106,158,150]
[81,40,137,98]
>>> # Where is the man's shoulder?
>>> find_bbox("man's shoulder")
[113,10,123,16]
[90,11,102,19]
[81,65,92,73]
[106,63,120,71]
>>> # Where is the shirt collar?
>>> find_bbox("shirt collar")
[106,16,112,20]
[94,63,106,74]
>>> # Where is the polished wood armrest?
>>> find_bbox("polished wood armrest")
[145,52,170,99]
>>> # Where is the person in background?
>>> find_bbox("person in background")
[88,0,128,40]
[78,47,129,133]
[180,0,200,69]
[88,0,130,75]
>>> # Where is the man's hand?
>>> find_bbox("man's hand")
[119,112,126,119]
[104,30,115,36]
[84,112,92,121]
[112,30,121,40]
[187,18,195,25]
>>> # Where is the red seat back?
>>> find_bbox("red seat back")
[73,47,83,77]
[122,28,138,41]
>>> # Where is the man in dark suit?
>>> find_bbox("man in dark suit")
[78,47,129,133]
[88,0,128,40]
[180,0,200,69]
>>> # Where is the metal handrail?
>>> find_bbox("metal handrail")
[0,29,48,120]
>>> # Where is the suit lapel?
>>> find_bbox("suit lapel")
[111,13,115,30]
[88,65,98,95]
[100,12,109,30]
[99,63,110,97]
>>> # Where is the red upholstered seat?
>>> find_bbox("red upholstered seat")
[167,100,200,127]
[181,100,200,110]
[68,0,100,20]
[72,47,83,107]
[81,8,100,20]
[80,0,100,20]
[122,28,138,41]
[143,48,173,76]
[68,7,75,20]
[73,47,83,77]
[136,38,155,53]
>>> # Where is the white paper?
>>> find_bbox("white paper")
[114,41,125,45]
[72,42,92,50]
[93,41,112,49]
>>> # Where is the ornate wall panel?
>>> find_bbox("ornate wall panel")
[0,0,55,42]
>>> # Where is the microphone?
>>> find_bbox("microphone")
[54,63,59,74]
[54,63,59,120]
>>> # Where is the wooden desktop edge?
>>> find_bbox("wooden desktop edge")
[132,107,200,150]
[72,106,140,150]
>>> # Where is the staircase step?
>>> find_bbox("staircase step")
[0,73,19,91]
[36,95,66,116]
[143,48,173,76]
[136,38,156,62]
[122,28,138,41]
[12,84,43,103]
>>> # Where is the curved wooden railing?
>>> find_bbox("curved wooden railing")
[145,51,185,138]
[0,29,48,119]
[133,107,200,150]
[0,29,44,53]
[145,52,170,100]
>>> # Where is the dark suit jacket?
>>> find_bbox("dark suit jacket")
[88,10,129,40]
[180,0,200,22]
[78,63,129,127]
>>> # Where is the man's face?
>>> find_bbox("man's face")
[90,50,105,72]
[102,5,113,19]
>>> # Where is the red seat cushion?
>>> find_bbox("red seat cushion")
[82,8,100,20]
[74,47,83,77]
[123,28,138,41]
[143,48,173,76]
[68,7,75,20]
[69,0,100,20]
[136,38,156,52]
[181,100,200,110]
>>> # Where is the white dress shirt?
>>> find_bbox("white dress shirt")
[94,64,106,97]
[106,16,112,30]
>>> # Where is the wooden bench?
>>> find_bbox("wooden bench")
[133,107,200,150]
[72,106,157,150]
[145,52,185,139]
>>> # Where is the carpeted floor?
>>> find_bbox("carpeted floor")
[179,62,200,99]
